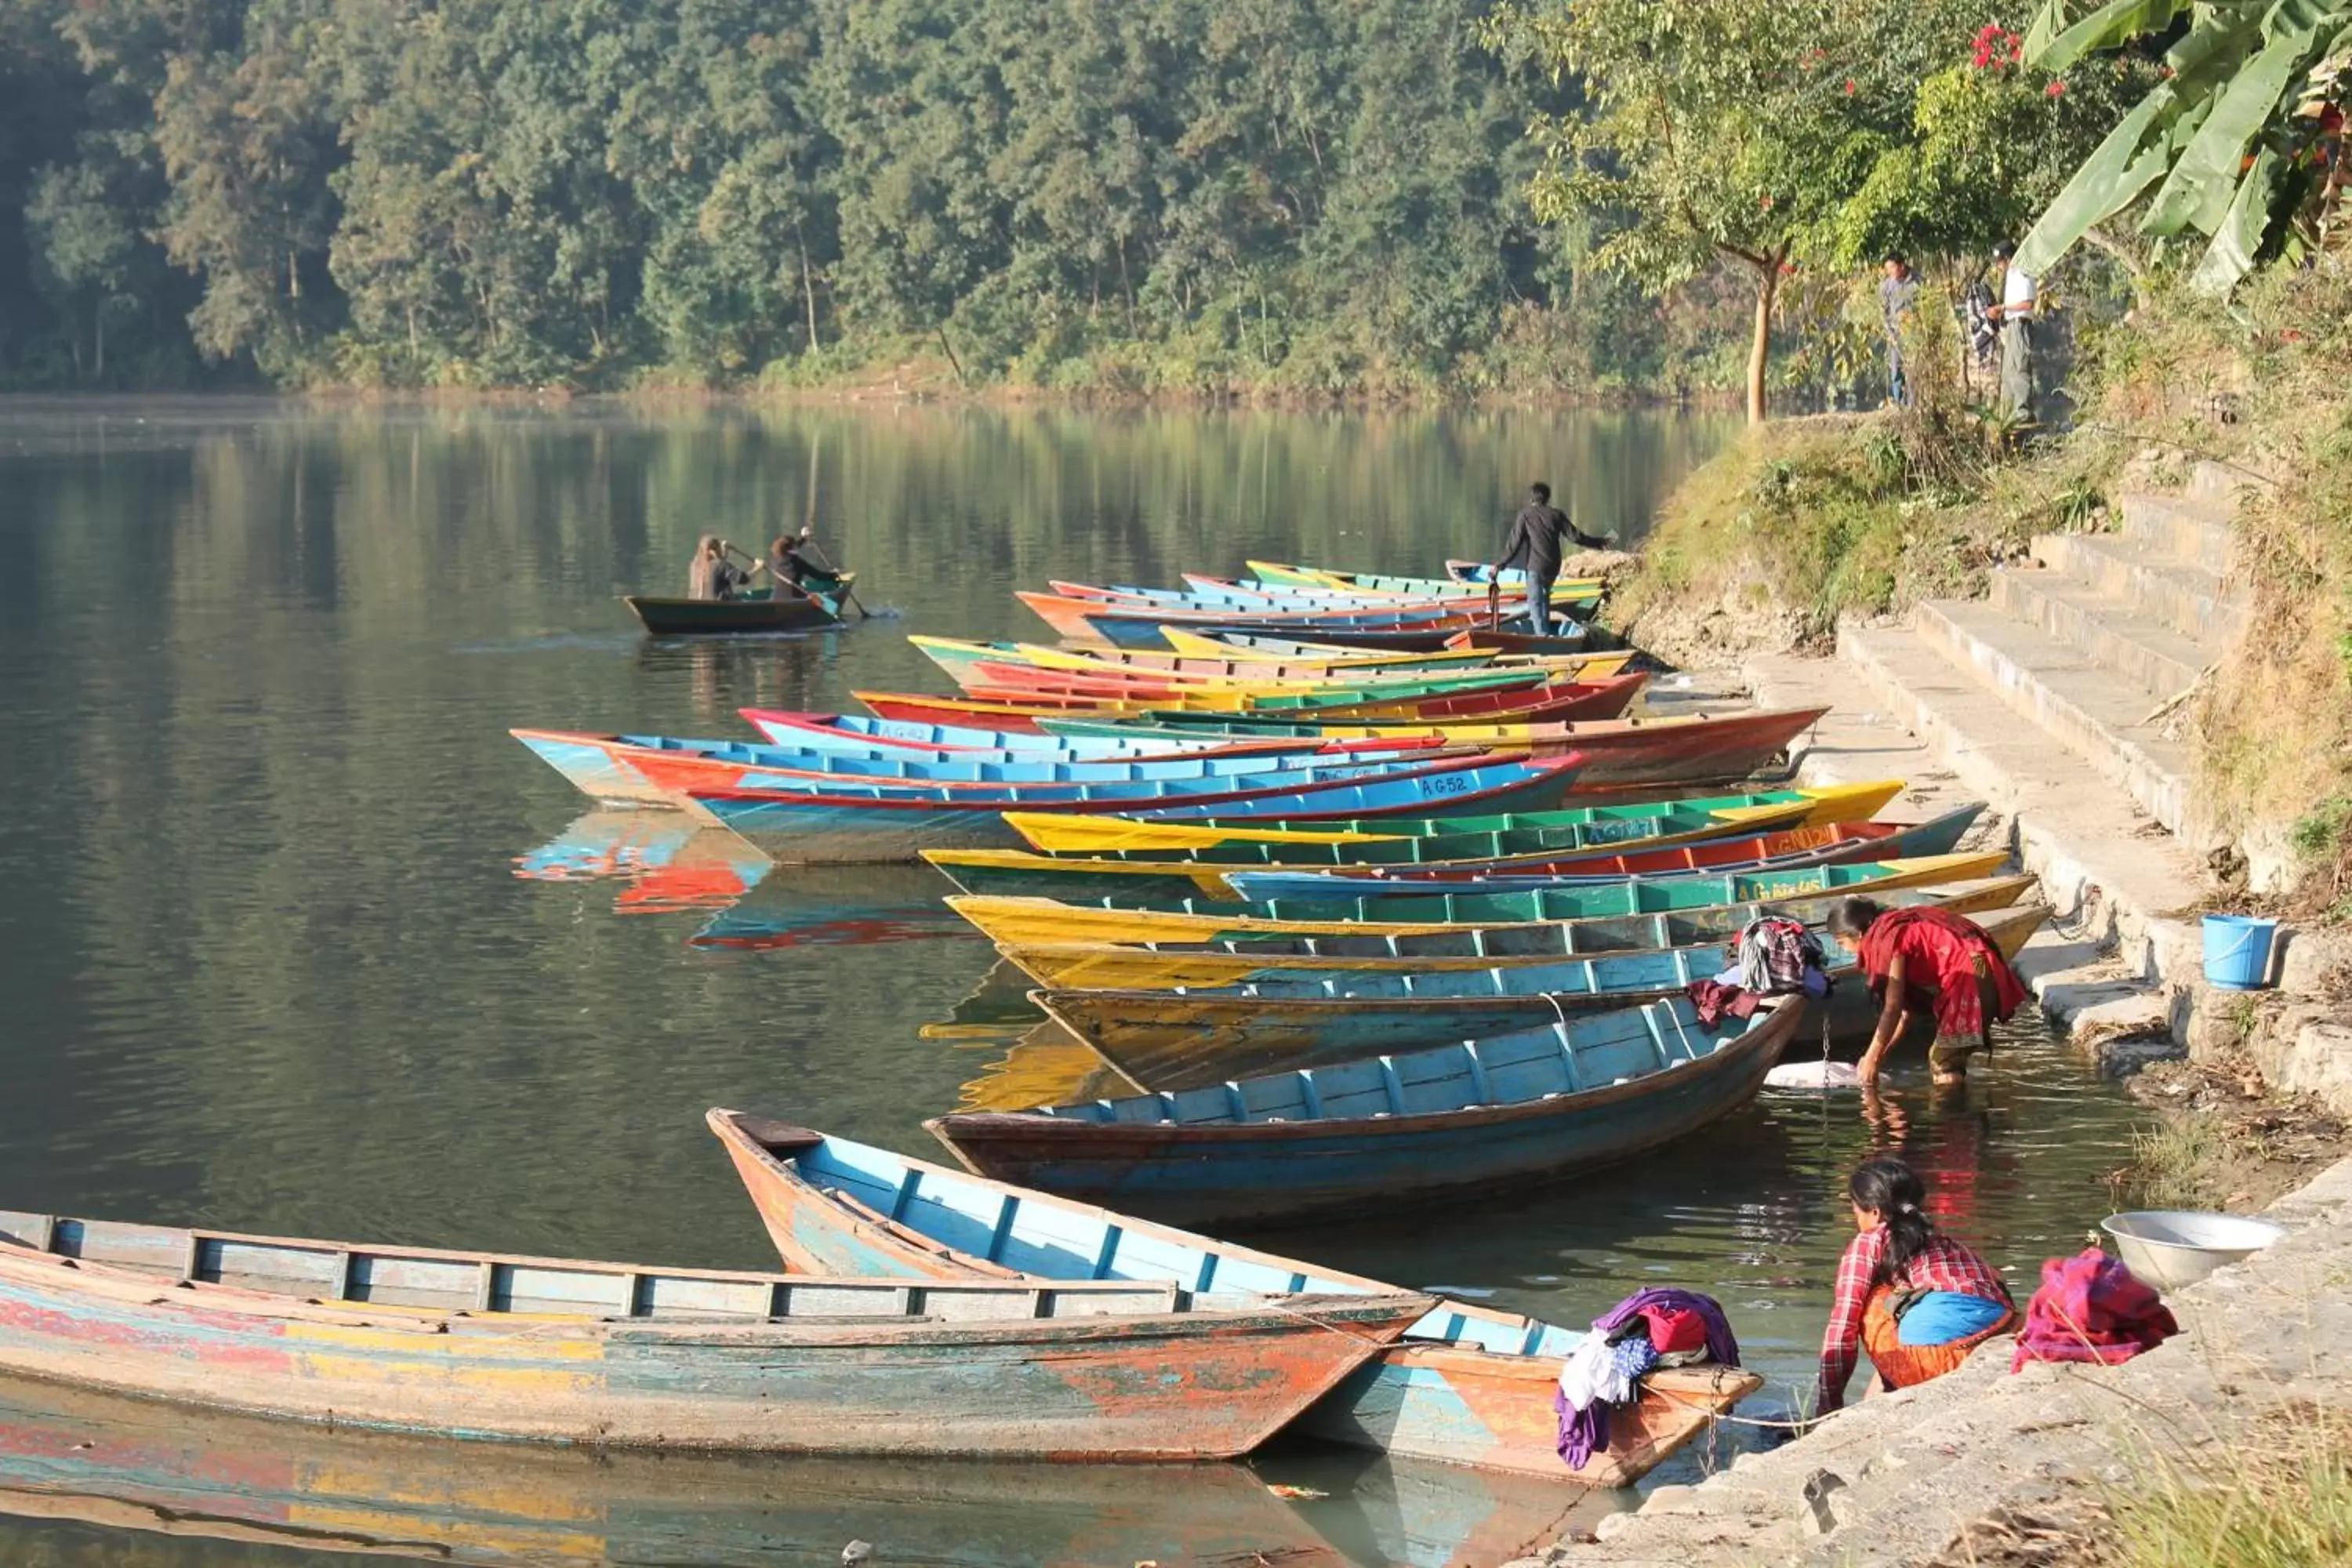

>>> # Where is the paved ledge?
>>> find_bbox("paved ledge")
[1515,1155,2352,1567]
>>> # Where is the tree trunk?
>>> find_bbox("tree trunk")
[95,309,105,379]
[1745,257,1782,426]
[797,220,821,351]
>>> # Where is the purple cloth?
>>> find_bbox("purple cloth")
[1558,1288,1740,1468]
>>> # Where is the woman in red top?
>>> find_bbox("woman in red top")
[1817,1157,2016,1413]
[1829,897,2028,1087]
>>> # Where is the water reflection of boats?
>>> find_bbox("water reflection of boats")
[688,863,973,951]
[0,1375,1581,1568]
[953,1019,1134,1112]
[920,956,1052,1040]
[513,810,771,913]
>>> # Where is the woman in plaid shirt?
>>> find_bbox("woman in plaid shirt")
[1817,1158,2017,1413]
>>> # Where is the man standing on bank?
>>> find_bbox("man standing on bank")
[1879,253,1920,408]
[1986,241,2038,424]
[1493,482,1610,635]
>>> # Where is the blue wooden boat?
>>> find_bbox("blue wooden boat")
[739,709,1340,759]
[510,727,1422,809]
[710,1112,1759,1483]
[1213,803,1984,902]
[1034,901,2049,1090]
[687,756,1585,862]
[0,1210,1424,1460]
[924,996,1805,1225]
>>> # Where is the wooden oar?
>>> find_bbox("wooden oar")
[800,535,870,619]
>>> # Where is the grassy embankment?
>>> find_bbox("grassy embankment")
[1614,265,2352,903]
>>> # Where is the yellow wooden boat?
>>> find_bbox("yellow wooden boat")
[1158,627,1636,679]
[910,633,1508,679]
[946,851,2009,947]
[991,877,2039,988]
[1001,780,1902,854]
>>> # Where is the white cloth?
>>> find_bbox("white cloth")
[2002,267,2037,316]
[1555,1332,1635,1410]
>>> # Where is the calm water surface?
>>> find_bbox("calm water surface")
[0,399,2153,1567]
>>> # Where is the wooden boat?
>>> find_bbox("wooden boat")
[910,633,1509,686]
[925,996,1804,1226]
[1214,803,1985,902]
[709,1112,1759,1483]
[1001,779,1904,852]
[855,677,1641,734]
[1046,606,1513,652]
[689,756,1588,862]
[624,581,851,636]
[1035,903,2050,1090]
[1036,706,1828,788]
[958,658,1587,706]
[1054,577,1598,615]
[0,1374,1431,1568]
[1160,626,1632,671]
[990,877,2039,988]
[0,1209,1423,1459]
[511,728,1447,811]
[930,803,1979,905]
[1243,561,1608,601]
[737,709,1381,760]
[1181,573,1606,615]
[943,852,2010,946]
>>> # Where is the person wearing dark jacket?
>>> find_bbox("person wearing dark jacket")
[1494,483,1609,634]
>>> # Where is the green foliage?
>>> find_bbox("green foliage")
[2,0,1732,394]
[2016,0,2352,293]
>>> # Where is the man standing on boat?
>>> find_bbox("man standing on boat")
[1493,483,1610,635]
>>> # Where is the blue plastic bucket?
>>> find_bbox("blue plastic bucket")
[2201,913,2278,990]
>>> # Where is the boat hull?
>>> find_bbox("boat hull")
[0,1219,1418,1461]
[926,1002,1802,1226]
[625,590,845,635]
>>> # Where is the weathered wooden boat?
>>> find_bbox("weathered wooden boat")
[688,755,1587,862]
[1054,576,1599,615]
[624,580,852,636]
[709,1112,1759,1483]
[989,877,2038,988]
[1033,903,2050,1090]
[910,633,1508,686]
[737,708,1379,760]
[857,677,1640,734]
[961,659,1644,717]
[0,1210,1424,1459]
[925,996,1804,1225]
[511,728,1444,811]
[1037,705,1828,788]
[942,852,2010,946]
[1000,779,1904,852]
[0,1374,1462,1568]
[1214,803,1985,902]
[1160,626,1625,666]
[931,802,1977,905]
[1243,561,1608,601]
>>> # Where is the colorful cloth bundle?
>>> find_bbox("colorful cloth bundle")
[2011,1248,2180,1370]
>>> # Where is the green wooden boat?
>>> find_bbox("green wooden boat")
[626,581,852,635]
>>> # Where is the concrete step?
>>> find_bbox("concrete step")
[2031,531,2249,652]
[1911,597,2198,835]
[2118,491,2235,576]
[1834,623,2208,988]
[1987,566,2217,702]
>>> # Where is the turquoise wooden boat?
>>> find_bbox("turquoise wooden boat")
[710,1111,1760,1483]
[925,996,1806,1225]
[962,852,2006,924]
[0,1210,1424,1460]
[739,709,1334,759]
[1033,901,2049,1090]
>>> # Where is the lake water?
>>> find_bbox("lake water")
[0,399,2154,1567]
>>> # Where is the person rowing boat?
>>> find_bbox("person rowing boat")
[687,535,753,601]
[767,528,848,597]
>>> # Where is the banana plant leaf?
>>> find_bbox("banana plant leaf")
[2189,145,2284,293]
[2015,85,2180,273]
[2027,0,2191,72]
[2141,24,2324,236]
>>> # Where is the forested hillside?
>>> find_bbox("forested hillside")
[0,0,1722,394]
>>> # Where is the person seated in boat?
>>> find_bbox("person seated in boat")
[1828,897,2028,1089]
[688,535,751,601]
[1491,482,1611,635]
[1817,1156,2016,1414]
[766,528,846,598]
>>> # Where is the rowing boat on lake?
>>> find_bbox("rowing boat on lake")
[928,804,1981,905]
[987,877,2038,987]
[708,1112,1759,1483]
[0,1209,1422,1460]
[926,996,1803,1226]
[1000,780,1902,852]
[945,853,2010,946]
[1034,902,2049,1090]
[624,580,853,635]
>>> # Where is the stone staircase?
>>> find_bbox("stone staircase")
[1742,460,2251,1026]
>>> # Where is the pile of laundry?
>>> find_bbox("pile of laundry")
[1555,1287,1740,1468]
[2012,1248,2180,1369]
[1686,915,1831,1027]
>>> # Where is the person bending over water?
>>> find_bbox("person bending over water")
[1828,896,2027,1089]
[1817,1156,2016,1414]
[687,535,750,601]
